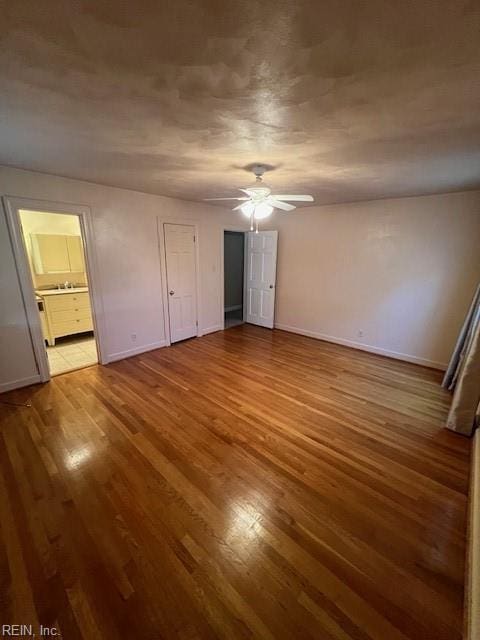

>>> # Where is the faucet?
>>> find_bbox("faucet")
[55,281,74,290]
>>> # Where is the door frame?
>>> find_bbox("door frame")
[157,218,201,345]
[221,226,248,330]
[3,195,107,383]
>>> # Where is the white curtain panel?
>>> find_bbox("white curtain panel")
[443,284,480,436]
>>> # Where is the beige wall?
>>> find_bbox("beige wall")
[272,190,480,368]
[0,165,249,391]
[1,163,479,392]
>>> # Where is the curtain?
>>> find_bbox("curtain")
[443,284,480,436]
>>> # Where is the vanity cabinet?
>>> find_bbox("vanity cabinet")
[31,233,85,274]
[39,291,93,345]
[66,236,85,272]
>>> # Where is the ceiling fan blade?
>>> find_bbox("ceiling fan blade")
[267,197,296,212]
[232,201,250,211]
[272,194,314,202]
[204,197,249,201]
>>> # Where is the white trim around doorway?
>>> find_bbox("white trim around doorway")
[3,195,107,384]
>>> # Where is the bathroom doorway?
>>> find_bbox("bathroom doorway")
[18,209,98,376]
[223,231,245,329]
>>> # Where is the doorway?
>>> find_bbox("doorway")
[18,209,98,376]
[163,223,198,343]
[224,231,245,329]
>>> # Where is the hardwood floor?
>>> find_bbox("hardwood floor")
[0,325,470,639]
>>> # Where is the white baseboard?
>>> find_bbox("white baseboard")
[466,431,480,640]
[225,305,242,313]
[202,324,223,335]
[274,323,447,370]
[107,340,167,363]
[0,374,42,394]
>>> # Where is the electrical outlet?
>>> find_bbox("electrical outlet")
[358,330,364,338]
[131,333,137,342]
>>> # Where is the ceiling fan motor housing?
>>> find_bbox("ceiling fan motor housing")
[246,186,271,199]
[251,164,267,179]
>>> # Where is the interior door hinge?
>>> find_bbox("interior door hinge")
[196,320,198,326]
[193,235,196,243]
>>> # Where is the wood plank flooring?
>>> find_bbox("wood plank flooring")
[0,325,471,639]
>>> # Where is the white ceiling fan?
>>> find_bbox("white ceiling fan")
[205,165,314,230]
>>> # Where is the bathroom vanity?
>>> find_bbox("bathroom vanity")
[36,288,93,346]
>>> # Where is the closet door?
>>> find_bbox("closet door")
[164,224,198,343]
[245,230,278,328]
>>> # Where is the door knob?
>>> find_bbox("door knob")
[269,284,274,289]
[169,290,175,295]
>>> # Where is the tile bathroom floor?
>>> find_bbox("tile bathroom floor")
[46,333,98,376]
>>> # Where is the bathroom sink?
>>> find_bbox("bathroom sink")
[36,286,89,296]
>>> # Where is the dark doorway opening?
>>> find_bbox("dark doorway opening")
[224,231,245,329]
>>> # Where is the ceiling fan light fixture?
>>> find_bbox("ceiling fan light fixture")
[254,202,274,219]
[240,201,255,217]
[208,164,314,228]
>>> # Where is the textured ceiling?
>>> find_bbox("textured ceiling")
[1,0,479,205]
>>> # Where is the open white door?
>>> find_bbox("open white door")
[164,223,198,343]
[245,230,278,329]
